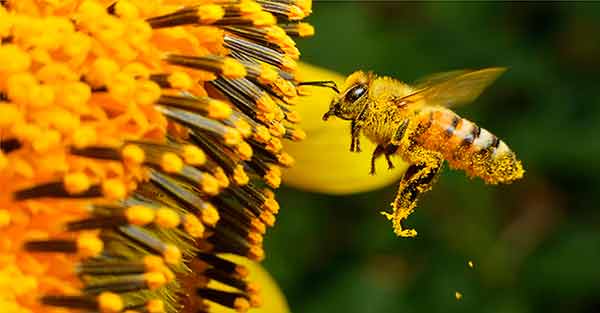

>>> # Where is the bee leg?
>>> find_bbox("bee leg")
[370,145,387,175]
[383,145,399,170]
[383,149,443,237]
[350,119,362,152]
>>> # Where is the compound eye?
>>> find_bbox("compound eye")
[345,84,367,103]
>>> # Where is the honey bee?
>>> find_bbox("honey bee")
[322,68,524,237]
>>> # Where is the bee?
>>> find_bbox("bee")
[322,68,524,237]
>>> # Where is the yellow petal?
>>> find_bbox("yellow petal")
[208,255,290,313]
[283,63,408,194]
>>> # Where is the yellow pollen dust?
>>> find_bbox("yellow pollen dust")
[233,165,250,186]
[201,174,220,196]
[155,208,181,228]
[125,205,156,226]
[99,292,124,313]
[221,58,247,79]
[183,214,205,238]
[208,99,233,120]
[64,172,91,194]
[144,272,167,290]
[76,233,104,258]
[167,72,193,90]
[182,145,206,165]
[147,299,165,313]
[234,119,253,138]
[197,5,225,24]
[223,128,242,146]
[122,144,146,164]
[102,178,128,200]
[162,244,182,265]
[161,152,184,173]
[201,204,220,226]
[236,142,253,160]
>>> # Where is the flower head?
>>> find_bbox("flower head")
[0,1,313,312]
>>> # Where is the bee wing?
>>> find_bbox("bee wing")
[398,67,506,108]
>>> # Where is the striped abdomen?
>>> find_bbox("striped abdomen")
[413,108,524,184]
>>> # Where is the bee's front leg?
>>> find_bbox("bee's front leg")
[350,119,362,152]
[382,148,443,237]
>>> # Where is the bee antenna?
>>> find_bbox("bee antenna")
[297,80,339,93]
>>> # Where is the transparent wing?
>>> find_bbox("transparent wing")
[398,67,506,108]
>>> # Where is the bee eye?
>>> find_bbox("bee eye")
[345,84,367,103]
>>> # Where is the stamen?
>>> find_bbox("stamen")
[196,288,250,313]
[146,5,225,29]
[224,35,296,71]
[165,54,247,79]
[156,95,232,120]
[280,22,315,37]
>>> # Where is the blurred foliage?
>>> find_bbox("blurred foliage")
[264,3,600,313]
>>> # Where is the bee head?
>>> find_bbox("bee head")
[323,71,373,121]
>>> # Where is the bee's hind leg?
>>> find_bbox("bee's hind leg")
[384,145,399,170]
[382,148,443,237]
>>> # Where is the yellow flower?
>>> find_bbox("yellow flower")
[0,1,314,312]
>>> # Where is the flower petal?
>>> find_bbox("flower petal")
[283,63,407,194]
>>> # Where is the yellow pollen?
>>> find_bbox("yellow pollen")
[98,292,124,313]
[0,44,31,73]
[277,152,295,167]
[182,145,206,165]
[286,110,301,123]
[468,261,475,268]
[269,123,285,138]
[207,99,232,120]
[297,22,315,36]
[29,84,55,109]
[0,105,22,128]
[248,246,265,262]
[266,137,283,153]
[182,214,205,238]
[162,244,182,265]
[234,119,252,138]
[114,1,139,19]
[135,80,162,105]
[263,198,279,214]
[233,165,249,186]
[258,63,278,84]
[160,152,183,173]
[281,56,298,72]
[146,299,165,313]
[200,203,220,226]
[144,272,167,290]
[214,168,230,188]
[76,233,104,258]
[455,291,463,300]
[201,174,220,195]
[122,144,146,164]
[297,0,313,14]
[155,207,180,228]
[250,11,276,27]
[239,0,263,14]
[144,255,165,272]
[0,209,11,228]
[223,128,242,146]
[260,211,275,227]
[32,130,61,152]
[247,232,263,245]
[291,129,306,141]
[253,125,271,143]
[234,297,251,313]
[235,141,253,160]
[246,282,261,294]
[102,178,127,200]
[167,72,193,90]
[265,170,281,188]
[7,72,37,106]
[125,205,156,226]
[64,172,91,194]
[288,5,305,20]
[221,58,247,79]
[87,58,120,87]
[72,126,97,148]
[197,5,225,24]
[249,294,262,308]
[256,94,275,112]
[251,218,266,235]
[58,82,92,110]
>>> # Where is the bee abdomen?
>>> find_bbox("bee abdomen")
[415,109,524,184]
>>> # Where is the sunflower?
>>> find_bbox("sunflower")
[0,1,318,312]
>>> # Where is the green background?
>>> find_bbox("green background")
[267,3,600,313]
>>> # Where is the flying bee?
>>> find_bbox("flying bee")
[322,68,524,237]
